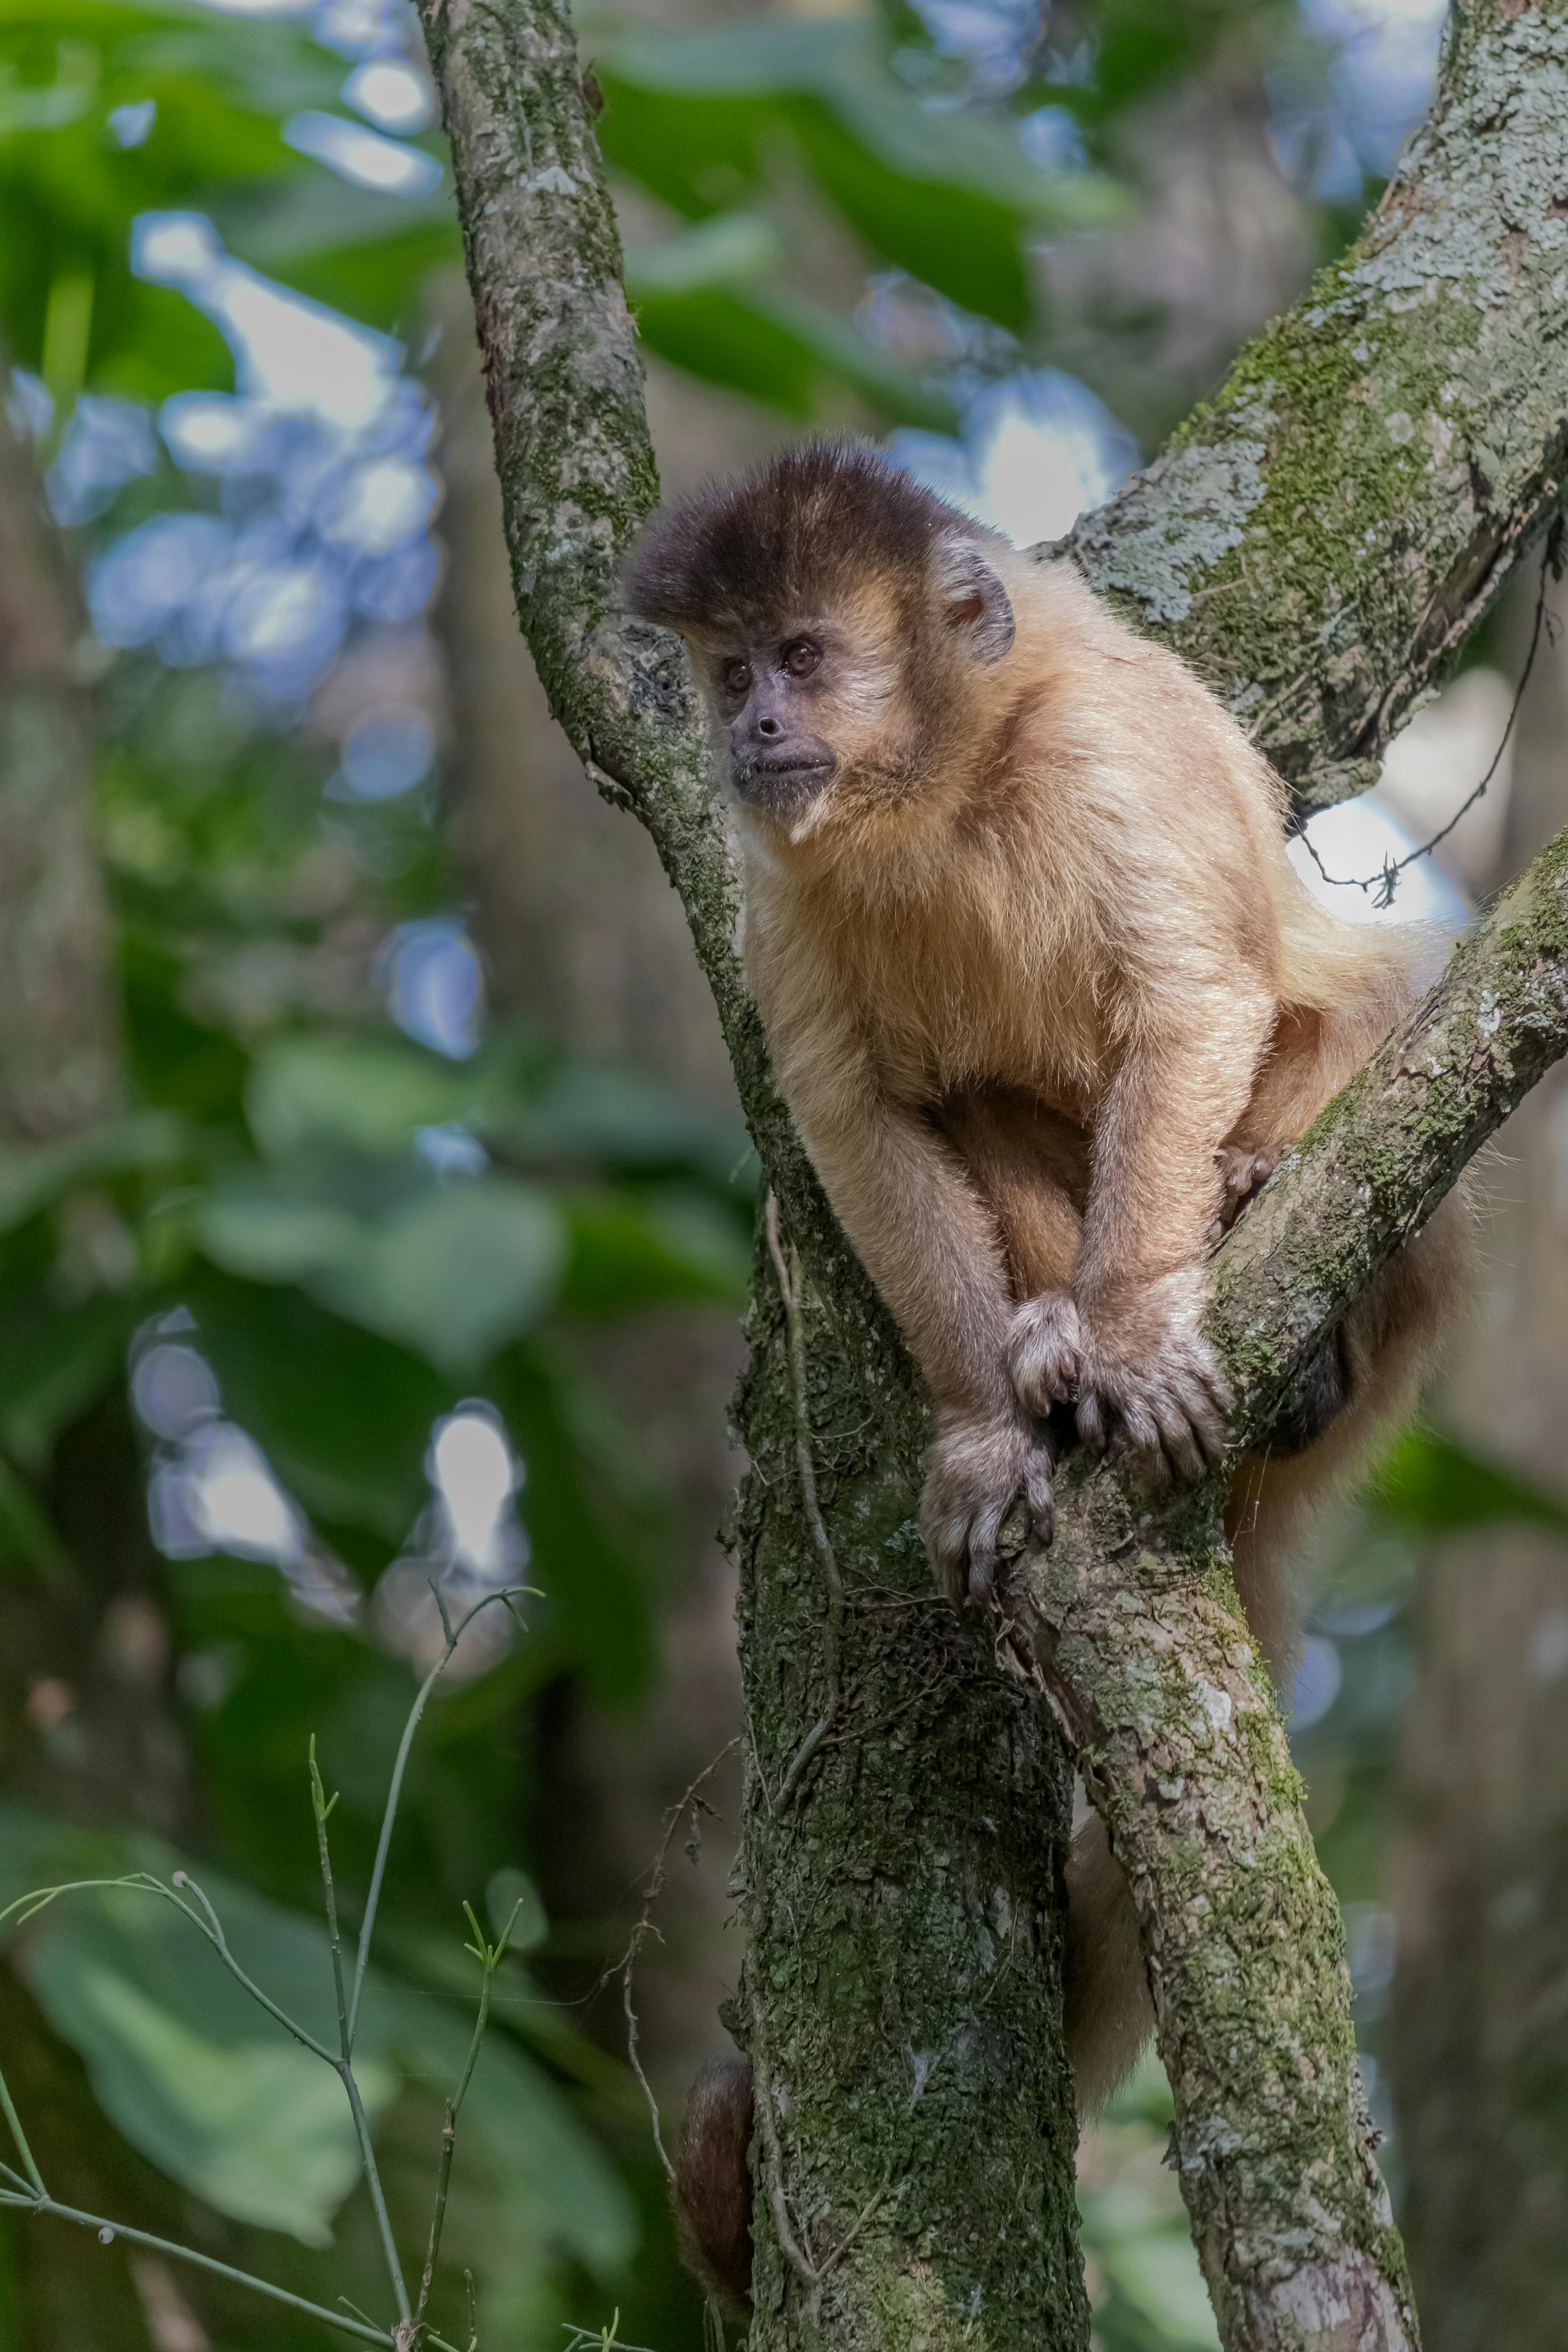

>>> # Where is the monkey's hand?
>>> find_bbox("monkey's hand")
[922,1407,1055,1607]
[1074,1269,1230,1487]
[1008,1291,1084,1418]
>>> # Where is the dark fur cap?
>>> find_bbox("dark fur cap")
[624,439,976,637]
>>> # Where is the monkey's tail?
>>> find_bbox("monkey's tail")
[672,2052,755,2316]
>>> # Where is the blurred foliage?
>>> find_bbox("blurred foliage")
[0,0,1484,2345]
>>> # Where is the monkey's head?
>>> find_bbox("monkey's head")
[624,441,1016,834]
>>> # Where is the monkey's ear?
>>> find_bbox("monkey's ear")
[934,536,1015,664]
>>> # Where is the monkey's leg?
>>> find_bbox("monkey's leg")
[936,1089,1090,1418]
[782,1044,1055,1599]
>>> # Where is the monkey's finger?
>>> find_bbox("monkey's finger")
[932,1528,971,1609]
[1176,1373,1230,1463]
[966,1496,1009,1611]
[1076,1389,1111,1455]
[1145,1391,1207,1485]
[1117,1399,1171,1488]
[1024,1454,1056,1548]
[920,1494,969,1606]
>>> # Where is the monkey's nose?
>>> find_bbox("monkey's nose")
[756,715,782,739]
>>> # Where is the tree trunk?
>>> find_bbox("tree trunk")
[0,409,120,1141]
[412,0,1568,2342]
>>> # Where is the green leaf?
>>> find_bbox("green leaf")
[487,1059,752,1192]
[212,168,461,330]
[244,1034,472,1162]
[629,273,960,428]
[0,0,336,397]
[1368,1429,1568,1539]
[32,1912,386,2245]
[624,209,784,295]
[0,1110,191,1236]
[599,17,1118,329]
[195,1162,568,1371]
[0,1803,636,2268]
[0,1454,71,1581]
[189,1273,452,1543]
[491,1344,658,1709]
[0,1289,143,1467]
[561,1187,750,1315]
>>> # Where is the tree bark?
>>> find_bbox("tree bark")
[413,1,1568,2343]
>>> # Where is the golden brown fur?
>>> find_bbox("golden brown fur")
[628,441,1474,2191]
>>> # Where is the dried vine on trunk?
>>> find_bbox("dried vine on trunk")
[415,1,1568,2345]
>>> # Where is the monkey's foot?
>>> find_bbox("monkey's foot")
[1008,1291,1083,1418]
[1208,1143,1281,1243]
[922,1410,1055,1608]
[1074,1271,1231,1488]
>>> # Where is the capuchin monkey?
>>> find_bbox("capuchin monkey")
[626,440,1474,2309]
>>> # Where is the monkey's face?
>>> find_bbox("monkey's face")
[707,626,847,817]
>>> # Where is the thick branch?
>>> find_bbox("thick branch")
[1064,0,1568,812]
[417,1,1568,2346]
[1214,825,1568,1426]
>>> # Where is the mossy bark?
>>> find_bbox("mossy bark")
[416,0,1568,2344]
[1065,0,1568,816]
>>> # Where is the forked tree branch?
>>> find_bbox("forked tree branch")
[416,0,1568,2344]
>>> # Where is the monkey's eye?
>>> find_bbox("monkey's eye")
[782,639,821,679]
[721,659,752,697]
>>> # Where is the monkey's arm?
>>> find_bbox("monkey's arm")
[785,1053,1054,1597]
[1015,998,1275,1484]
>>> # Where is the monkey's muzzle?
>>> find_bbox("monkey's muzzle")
[730,748,838,810]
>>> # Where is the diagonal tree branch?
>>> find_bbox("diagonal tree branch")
[1214,816,1568,1428]
[1064,1,1568,815]
[416,0,1568,2344]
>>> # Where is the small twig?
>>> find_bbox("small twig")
[414,2104,457,2335]
[0,2055,43,2196]
[771,1714,831,1813]
[348,1586,537,2051]
[765,1194,846,1694]
[814,2165,895,2287]
[3,1874,338,2065]
[750,2045,819,2302]
[312,1737,411,2325]
[0,2178,474,2349]
[560,2314,659,2352]
[413,1894,524,2331]
[608,1743,740,2185]
[0,1588,538,2352]
[1298,523,1561,906]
